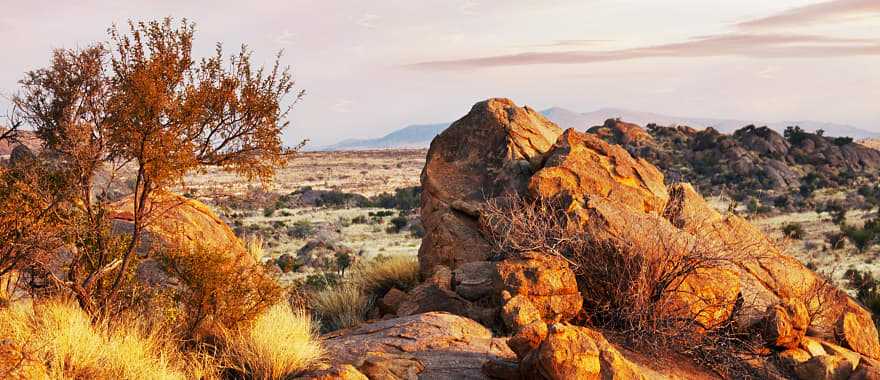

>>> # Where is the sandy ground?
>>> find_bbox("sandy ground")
[182,149,426,199]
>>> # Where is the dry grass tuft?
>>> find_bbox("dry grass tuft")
[309,284,373,333]
[0,299,185,380]
[307,255,418,333]
[222,303,324,379]
[351,255,420,294]
[245,234,266,263]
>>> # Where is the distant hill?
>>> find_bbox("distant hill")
[316,123,447,151]
[318,107,879,150]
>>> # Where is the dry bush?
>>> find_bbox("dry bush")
[221,303,324,379]
[481,194,770,377]
[0,299,186,379]
[159,241,285,338]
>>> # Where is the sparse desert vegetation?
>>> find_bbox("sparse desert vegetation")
[1,3,880,379]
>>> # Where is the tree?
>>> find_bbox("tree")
[784,126,808,145]
[101,18,302,305]
[13,44,121,314]
[335,251,352,276]
[7,17,302,315]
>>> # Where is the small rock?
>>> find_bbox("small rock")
[295,364,368,380]
[378,288,406,315]
[507,321,549,360]
[452,261,498,301]
[778,348,811,368]
[763,299,809,349]
[851,358,880,380]
[794,355,853,380]
[481,359,521,380]
[501,295,542,332]
[357,353,424,380]
[520,323,647,380]
[801,337,829,357]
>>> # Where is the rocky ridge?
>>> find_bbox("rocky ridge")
[360,98,880,379]
[588,120,880,198]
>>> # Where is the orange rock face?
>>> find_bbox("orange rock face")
[495,252,583,327]
[109,191,251,264]
[529,129,668,214]
[419,98,562,277]
[587,118,654,146]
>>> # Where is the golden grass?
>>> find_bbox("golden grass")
[245,234,266,263]
[309,284,373,333]
[351,255,420,294]
[308,255,419,332]
[0,299,185,380]
[222,303,324,379]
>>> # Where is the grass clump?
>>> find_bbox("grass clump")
[0,300,185,380]
[222,303,324,379]
[309,284,373,333]
[308,255,420,333]
[351,255,420,295]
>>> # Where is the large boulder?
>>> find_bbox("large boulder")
[529,128,668,214]
[109,191,252,264]
[419,98,562,277]
[322,312,515,380]
[586,118,654,146]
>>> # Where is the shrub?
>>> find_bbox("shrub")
[263,206,275,217]
[387,216,409,233]
[833,136,854,146]
[221,303,324,379]
[245,235,266,263]
[844,269,880,327]
[335,252,352,275]
[842,218,880,253]
[782,223,806,240]
[826,232,846,250]
[303,272,341,291]
[351,215,368,224]
[288,220,315,239]
[784,126,808,145]
[479,194,759,373]
[160,241,285,337]
[371,186,422,211]
[315,190,370,208]
[368,210,394,219]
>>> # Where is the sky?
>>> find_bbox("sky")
[0,0,878,146]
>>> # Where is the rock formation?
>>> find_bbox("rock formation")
[409,98,880,379]
[595,120,880,196]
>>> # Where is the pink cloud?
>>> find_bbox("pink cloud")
[737,0,880,29]
[409,34,880,70]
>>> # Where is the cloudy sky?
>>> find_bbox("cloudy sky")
[1,0,878,146]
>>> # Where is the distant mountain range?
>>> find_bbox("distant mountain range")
[315,107,879,151]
